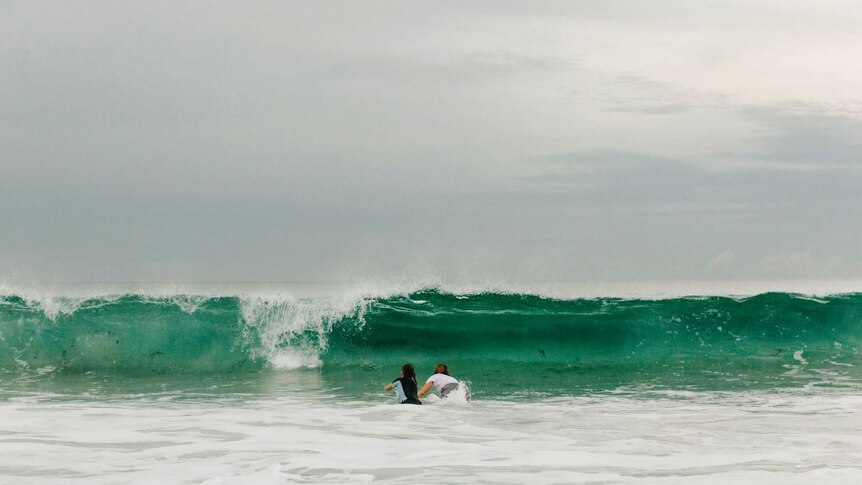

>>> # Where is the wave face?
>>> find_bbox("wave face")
[2,290,861,392]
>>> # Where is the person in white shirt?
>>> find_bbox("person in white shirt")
[418,363,460,398]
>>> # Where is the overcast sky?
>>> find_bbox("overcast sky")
[1,1,861,284]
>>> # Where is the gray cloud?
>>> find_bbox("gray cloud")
[732,106,862,168]
[1,1,861,284]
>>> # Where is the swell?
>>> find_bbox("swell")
[0,295,256,374]
[1,290,861,389]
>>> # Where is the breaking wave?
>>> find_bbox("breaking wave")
[1,288,860,390]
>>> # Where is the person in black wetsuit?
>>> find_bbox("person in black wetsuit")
[384,363,422,405]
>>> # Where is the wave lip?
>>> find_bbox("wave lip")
[239,293,368,370]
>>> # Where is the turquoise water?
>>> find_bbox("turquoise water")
[2,287,862,484]
[2,289,860,398]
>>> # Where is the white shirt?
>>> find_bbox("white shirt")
[425,373,458,394]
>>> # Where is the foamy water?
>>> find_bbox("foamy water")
[2,385,860,484]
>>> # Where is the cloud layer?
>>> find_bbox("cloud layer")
[1,1,861,283]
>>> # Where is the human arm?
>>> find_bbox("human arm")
[417,380,434,398]
[384,383,393,392]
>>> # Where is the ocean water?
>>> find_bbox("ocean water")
[1,283,861,483]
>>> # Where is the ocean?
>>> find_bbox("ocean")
[2,283,861,483]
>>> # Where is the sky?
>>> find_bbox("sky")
[1,1,861,284]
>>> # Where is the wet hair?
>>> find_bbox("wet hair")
[435,363,450,376]
[402,363,416,381]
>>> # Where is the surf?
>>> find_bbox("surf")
[1,288,860,394]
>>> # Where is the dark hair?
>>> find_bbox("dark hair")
[402,363,416,381]
[435,363,449,376]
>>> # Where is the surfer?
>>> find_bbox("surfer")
[418,363,460,399]
[384,363,422,405]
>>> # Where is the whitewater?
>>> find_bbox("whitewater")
[1,282,861,483]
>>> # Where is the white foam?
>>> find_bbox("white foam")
[267,350,321,370]
[432,381,472,407]
[167,294,209,314]
[1,390,860,484]
[239,292,368,369]
[793,348,809,365]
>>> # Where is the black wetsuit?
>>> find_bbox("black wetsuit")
[391,377,422,405]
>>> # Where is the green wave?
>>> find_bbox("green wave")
[0,295,257,374]
[2,290,861,392]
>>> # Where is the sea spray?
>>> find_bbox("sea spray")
[238,293,369,369]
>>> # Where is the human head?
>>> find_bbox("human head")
[402,363,416,381]
[435,363,449,375]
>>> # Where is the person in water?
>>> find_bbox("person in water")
[418,363,460,398]
[384,363,422,405]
